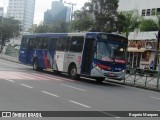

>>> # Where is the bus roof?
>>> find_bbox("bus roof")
[22,32,127,39]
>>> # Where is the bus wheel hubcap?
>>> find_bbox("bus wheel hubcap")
[71,68,76,76]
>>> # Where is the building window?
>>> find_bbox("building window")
[151,9,156,15]
[141,9,146,16]
[146,9,151,16]
[157,8,160,15]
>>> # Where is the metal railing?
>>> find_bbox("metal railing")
[124,68,160,91]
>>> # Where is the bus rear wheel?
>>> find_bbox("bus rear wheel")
[95,77,105,83]
[69,65,79,80]
[33,59,42,71]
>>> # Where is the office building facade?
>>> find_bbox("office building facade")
[44,0,71,24]
[7,0,36,32]
[118,0,160,20]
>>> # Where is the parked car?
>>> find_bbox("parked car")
[15,45,20,50]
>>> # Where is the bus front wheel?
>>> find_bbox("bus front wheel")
[69,65,79,80]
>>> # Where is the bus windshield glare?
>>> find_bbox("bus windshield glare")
[95,42,127,62]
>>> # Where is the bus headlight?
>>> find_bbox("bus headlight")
[96,65,102,70]
[95,64,111,71]
[122,70,125,72]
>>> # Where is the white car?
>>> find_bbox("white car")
[15,46,20,50]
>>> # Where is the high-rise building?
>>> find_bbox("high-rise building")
[44,0,71,24]
[0,7,3,17]
[7,0,36,32]
[0,7,4,24]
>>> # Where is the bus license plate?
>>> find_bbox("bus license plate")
[108,73,115,76]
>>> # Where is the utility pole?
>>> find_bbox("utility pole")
[64,1,76,21]
[154,29,160,70]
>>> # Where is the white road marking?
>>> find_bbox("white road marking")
[151,97,160,100]
[41,91,60,98]
[31,73,63,81]
[69,100,91,108]
[20,84,33,88]
[53,78,63,81]
[61,84,86,91]
[5,79,15,82]
[115,117,121,119]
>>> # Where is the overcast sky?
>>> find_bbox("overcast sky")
[0,0,88,24]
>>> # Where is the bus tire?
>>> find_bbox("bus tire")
[68,65,79,80]
[33,59,42,71]
[95,77,105,83]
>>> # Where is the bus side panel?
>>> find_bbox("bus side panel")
[55,51,65,71]
[34,50,46,68]
[46,50,55,69]
[27,50,35,65]
[65,53,82,74]
[55,51,82,74]
[19,48,28,64]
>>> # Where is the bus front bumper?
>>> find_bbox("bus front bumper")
[91,68,126,80]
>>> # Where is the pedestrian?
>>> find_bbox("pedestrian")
[149,60,154,70]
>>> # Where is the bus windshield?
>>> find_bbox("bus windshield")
[95,42,126,62]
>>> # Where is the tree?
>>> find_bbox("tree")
[70,17,93,32]
[139,19,159,31]
[120,10,141,38]
[34,21,67,33]
[116,12,127,33]
[0,17,21,46]
[90,0,119,32]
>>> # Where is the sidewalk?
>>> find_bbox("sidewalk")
[0,53,19,63]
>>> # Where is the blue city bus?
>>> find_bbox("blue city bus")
[19,32,128,82]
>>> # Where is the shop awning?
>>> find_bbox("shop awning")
[128,47,146,52]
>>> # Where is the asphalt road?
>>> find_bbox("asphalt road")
[0,58,160,120]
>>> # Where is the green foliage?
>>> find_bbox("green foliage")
[34,22,67,33]
[70,17,93,32]
[119,10,141,38]
[72,0,119,32]
[90,0,119,32]
[116,13,127,33]
[0,17,21,45]
[139,19,159,31]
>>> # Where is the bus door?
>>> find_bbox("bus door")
[48,38,59,68]
[81,38,95,75]
[27,38,35,64]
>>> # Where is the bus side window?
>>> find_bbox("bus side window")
[34,38,41,49]
[21,37,28,48]
[70,36,84,52]
[57,37,70,51]
[28,38,34,49]
[49,38,58,51]
[41,38,48,49]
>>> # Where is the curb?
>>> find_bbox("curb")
[0,55,19,63]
